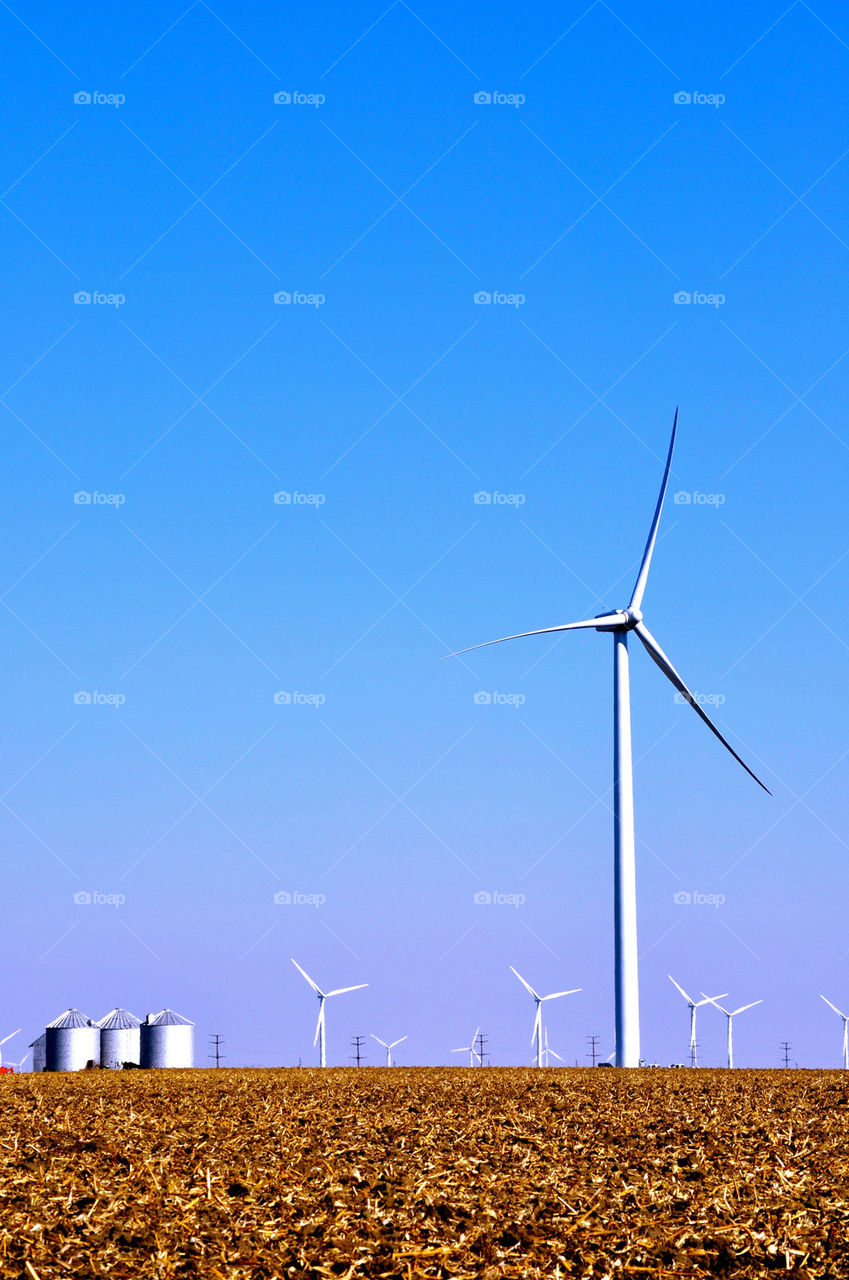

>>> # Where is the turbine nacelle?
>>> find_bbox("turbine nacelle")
[593,607,644,632]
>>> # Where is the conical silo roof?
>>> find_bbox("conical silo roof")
[47,1008,93,1028]
[147,1008,193,1026]
[98,1008,140,1030]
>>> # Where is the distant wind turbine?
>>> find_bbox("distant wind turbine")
[820,995,849,1069]
[291,958,367,1068]
[0,1029,21,1068]
[447,412,770,1066]
[542,1028,563,1067]
[510,967,580,1068]
[371,1034,407,1067]
[704,995,762,1068]
[450,1028,481,1066]
[668,976,728,1067]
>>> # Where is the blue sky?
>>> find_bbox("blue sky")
[1,0,847,1068]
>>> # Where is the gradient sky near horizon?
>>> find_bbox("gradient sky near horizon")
[1,0,848,1069]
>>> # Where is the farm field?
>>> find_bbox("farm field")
[0,1068,846,1278]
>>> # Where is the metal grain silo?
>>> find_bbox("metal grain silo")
[140,1008,194,1068]
[45,1009,100,1072]
[29,1033,46,1073]
[98,1008,140,1068]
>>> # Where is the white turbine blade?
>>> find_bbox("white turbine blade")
[326,983,368,997]
[444,614,627,661]
[541,988,581,1002]
[0,1030,21,1048]
[548,1047,564,1062]
[821,994,849,1020]
[694,991,729,1007]
[629,407,678,612]
[509,966,541,1001]
[389,1037,407,1048]
[470,1027,480,1047]
[731,1000,763,1017]
[291,958,324,996]
[371,1035,389,1048]
[702,994,730,1016]
[667,975,694,1005]
[450,1047,468,1054]
[634,622,771,794]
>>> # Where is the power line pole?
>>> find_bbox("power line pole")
[475,1031,489,1066]
[350,1035,366,1067]
[208,1035,225,1068]
[780,1041,792,1068]
[586,1035,600,1067]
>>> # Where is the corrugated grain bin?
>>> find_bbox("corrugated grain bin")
[98,1008,140,1068]
[140,1008,194,1068]
[45,1009,100,1072]
[30,1033,46,1073]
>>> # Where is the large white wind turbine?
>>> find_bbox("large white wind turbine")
[820,995,849,1069]
[510,967,580,1069]
[0,1029,21,1068]
[704,995,762,1068]
[450,1028,481,1066]
[371,1034,407,1066]
[291,959,368,1068]
[668,976,728,1068]
[448,412,770,1066]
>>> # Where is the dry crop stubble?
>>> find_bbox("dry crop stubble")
[1,1068,847,1277]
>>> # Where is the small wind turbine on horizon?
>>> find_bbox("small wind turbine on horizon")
[820,995,849,1069]
[291,959,368,1068]
[510,967,580,1069]
[450,1028,481,1066]
[371,1034,407,1066]
[668,976,728,1068]
[0,1029,21,1068]
[447,411,770,1066]
[542,1028,563,1067]
[5,1049,30,1072]
[704,995,762,1068]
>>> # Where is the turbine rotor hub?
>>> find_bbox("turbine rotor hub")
[624,607,643,628]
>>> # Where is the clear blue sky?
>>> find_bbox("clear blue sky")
[1,1,847,1068]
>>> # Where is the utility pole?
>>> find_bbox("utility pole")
[208,1035,225,1068]
[350,1035,366,1067]
[475,1031,489,1066]
[586,1035,601,1067]
[780,1041,792,1068]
